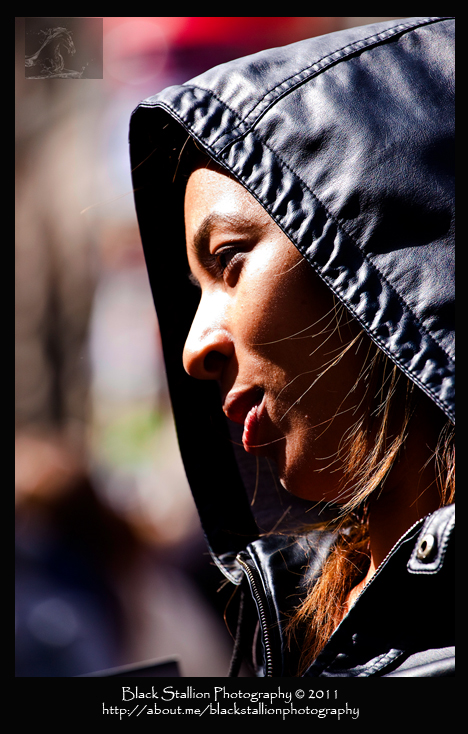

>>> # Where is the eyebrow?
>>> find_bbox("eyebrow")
[192,212,257,257]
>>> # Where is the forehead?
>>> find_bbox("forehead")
[184,166,273,239]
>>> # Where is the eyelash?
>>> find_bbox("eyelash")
[211,246,243,279]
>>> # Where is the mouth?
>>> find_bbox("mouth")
[242,398,265,452]
[222,387,266,454]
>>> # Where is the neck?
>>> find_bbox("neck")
[345,482,440,613]
[346,398,444,612]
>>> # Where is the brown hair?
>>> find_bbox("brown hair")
[286,329,455,674]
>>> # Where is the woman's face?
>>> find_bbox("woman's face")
[183,165,365,502]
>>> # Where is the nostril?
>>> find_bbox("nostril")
[204,351,227,375]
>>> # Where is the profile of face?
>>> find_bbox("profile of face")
[183,165,365,503]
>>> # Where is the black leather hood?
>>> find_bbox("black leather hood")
[129,17,455,577]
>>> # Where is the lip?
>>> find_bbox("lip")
[222,387,265,453]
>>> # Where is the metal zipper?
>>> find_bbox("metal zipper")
[236,553,274,677]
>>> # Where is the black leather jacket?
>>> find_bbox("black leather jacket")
[129,17,455,677]
[232,505,454,677]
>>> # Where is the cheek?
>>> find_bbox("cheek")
[236,268,281,342]
[249,266,304,333]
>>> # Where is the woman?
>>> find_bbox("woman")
[129,17,454,676]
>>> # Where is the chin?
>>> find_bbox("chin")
[279,464,344,504]
[278,467,315,500]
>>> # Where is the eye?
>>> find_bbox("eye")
[213,245,244,281]
[216,247,237,272]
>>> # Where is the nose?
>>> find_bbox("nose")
[182,294,233,380]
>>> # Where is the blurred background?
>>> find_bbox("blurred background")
[15,16,406,677]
